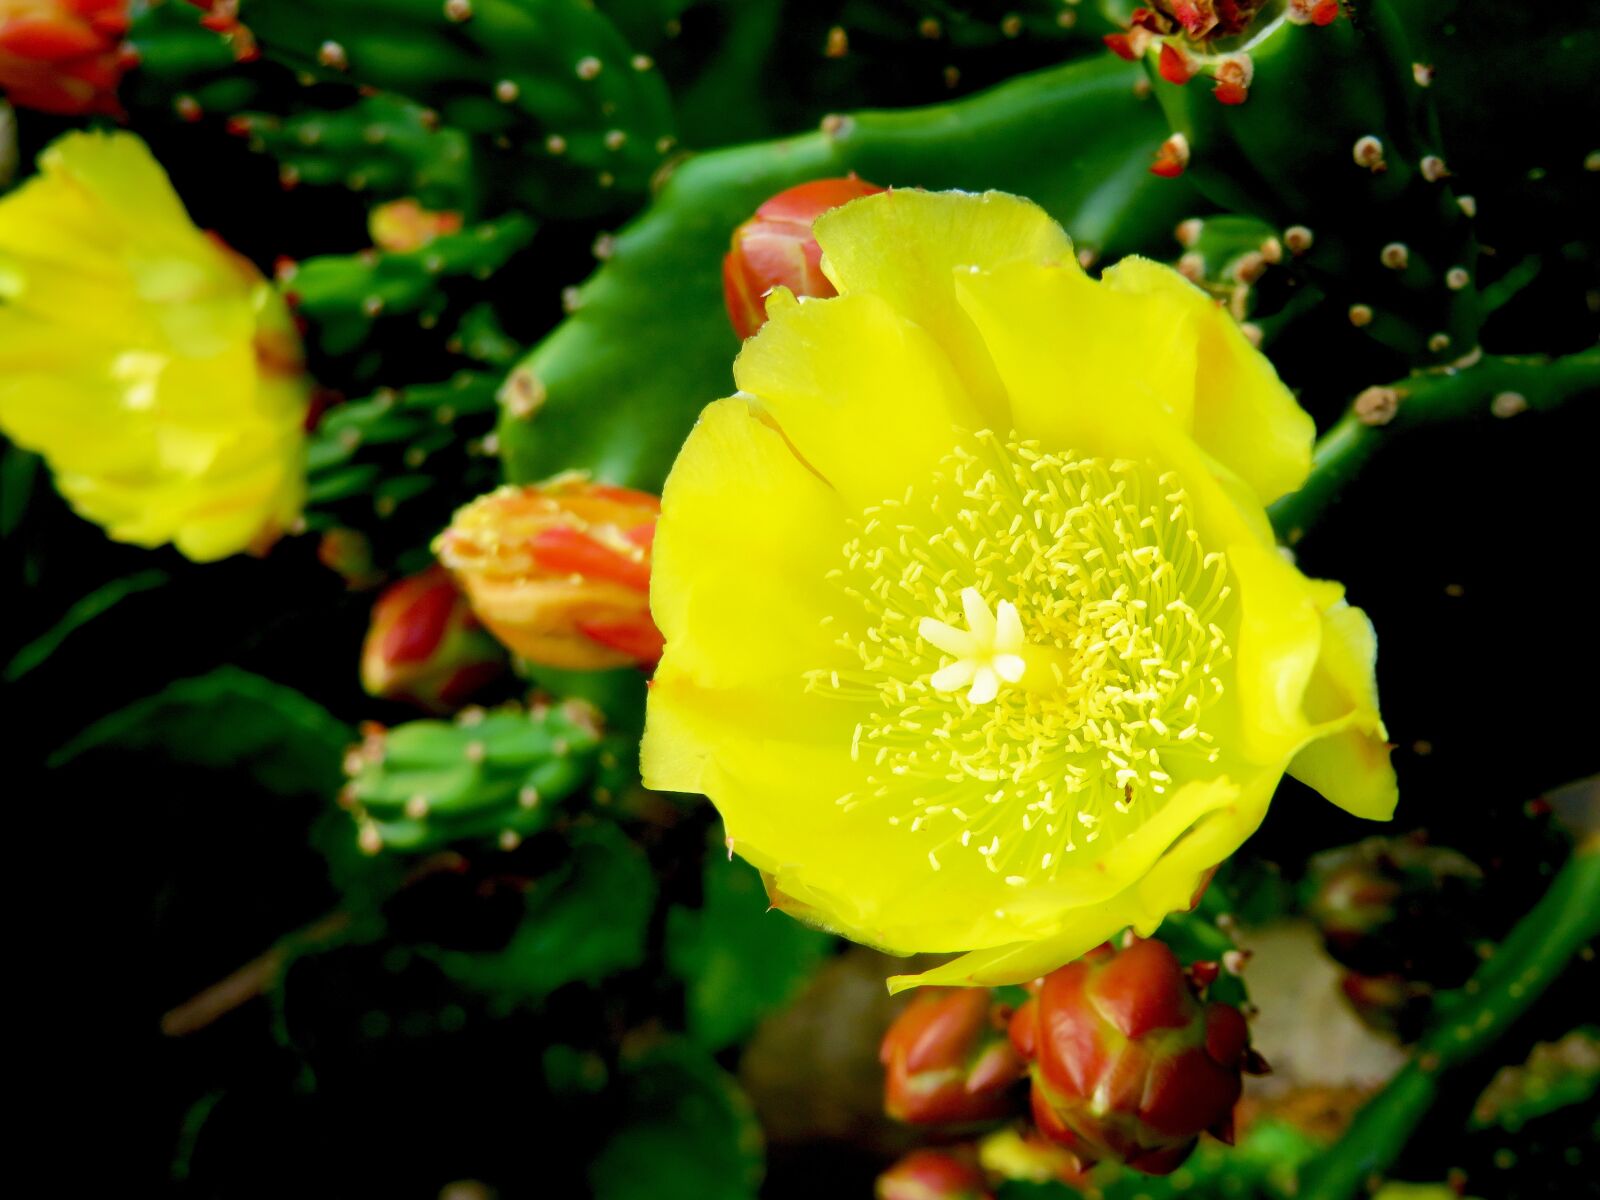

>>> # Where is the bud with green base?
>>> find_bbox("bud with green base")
[359,565,506,714]
[880,987,1027,1126]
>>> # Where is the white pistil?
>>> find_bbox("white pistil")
[919,587,1027,704]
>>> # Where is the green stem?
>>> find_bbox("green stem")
[1270,349,1600,542]
[1296,838,1600,1200]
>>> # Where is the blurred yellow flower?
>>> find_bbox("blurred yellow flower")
[0,130,310,560]
[642,189,1395,991]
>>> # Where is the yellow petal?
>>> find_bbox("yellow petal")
[1102,256,1314,503]
[732,290,979,505]
[890,772,1276,990]
[0,131,309,561]
[1288,601,1397,819]
[952,259,1273,550]
[813,189,1074,425]
[650,396,855,690]
[1224,539,1327,763]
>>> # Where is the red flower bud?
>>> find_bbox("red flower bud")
[360,566,506,713]
[1102,32,1139,61]
[722,176,885,340]
[1211,54,1253,106]
[877,1149,992,1200]
[1306,835,1485,982]
[1150,133,1190,179]
[437,478,663,671]
[1008,939,1258,1176]
[0,0,131,115]
[1157,43,1193,85]
[1339,971,1434,1041]
[880,988,1027,1125]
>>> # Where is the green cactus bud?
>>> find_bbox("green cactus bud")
[229,94,477,211]
[339,696,605,853]
[124,0,269,119]
[231,0,674,217]
[305,370,503,536]
[280,212,534,360]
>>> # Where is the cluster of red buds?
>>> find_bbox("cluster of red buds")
[1105,0,1338,124]
[722,176,884,339]
[183,0,257,62]
[1009,938,1265,1174]
[0,0,132,116]
[878,938,1264,1187]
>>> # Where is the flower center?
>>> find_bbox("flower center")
[809,430,1236,885]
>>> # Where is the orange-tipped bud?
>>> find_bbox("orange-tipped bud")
[437,478,663,671]
[1008,939,1260,1176]
[360,566,506,713]
[880,988,1027,1126]
[0,0,130,115]
[877,1149,992,1200]
[722,176,885,340]
[369,199,464,253]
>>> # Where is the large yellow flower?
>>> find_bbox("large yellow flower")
[0,130,309,560]
[642,189,1395,991]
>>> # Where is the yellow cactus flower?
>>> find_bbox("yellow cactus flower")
[642,189,1396,991]
[0,130,310,560]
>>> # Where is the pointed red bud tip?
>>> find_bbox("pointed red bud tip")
[722,176,885,339]
[1010,939,1256,1176]
[881,988,1027,1126]
[1103,32,1139,61]
[1157,43,1193,85]
[876,1149,993,1200]
[1150,133,1190,178]
[360,566,508,713]
[0,0,132,115]
[437,480,663,671]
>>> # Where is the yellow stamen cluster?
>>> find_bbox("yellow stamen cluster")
[808,430,1235,885]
